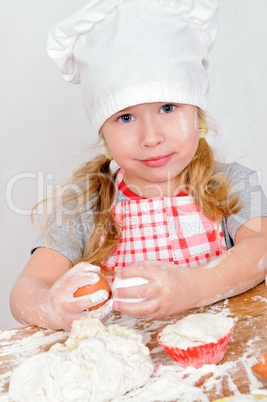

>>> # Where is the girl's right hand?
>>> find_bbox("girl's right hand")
[45,262,113,331]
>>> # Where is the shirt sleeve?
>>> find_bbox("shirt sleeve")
[224,162,267,244]
[31,202,94,264]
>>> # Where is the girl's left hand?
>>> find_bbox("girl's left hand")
[112,260,194,318]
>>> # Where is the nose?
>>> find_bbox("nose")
[140,120,164,148]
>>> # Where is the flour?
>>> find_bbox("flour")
[160,313,234,348]
[239,337,264,393]
[7,319,153,402]
[0,327,67,394]
[114,361,240,401]
[204,251,229,269]
[0,330,18,343]
[252,295,267,303]
[114,360,267,402]
[115,364,210,402]
[0,330,66,358]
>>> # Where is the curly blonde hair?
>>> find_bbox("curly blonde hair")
[32,108,241,269]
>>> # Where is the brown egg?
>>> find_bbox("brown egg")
[252,352,267,380]
[74,274,111,311]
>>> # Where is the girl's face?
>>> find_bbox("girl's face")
[102,102,199,197]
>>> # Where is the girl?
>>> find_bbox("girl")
[10,0,267,331]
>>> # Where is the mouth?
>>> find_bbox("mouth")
[139,154,174,168]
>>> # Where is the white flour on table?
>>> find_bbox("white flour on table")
[0,327,67,394]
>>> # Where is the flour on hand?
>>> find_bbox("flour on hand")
[8,318,154,402]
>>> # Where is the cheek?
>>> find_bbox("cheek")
[181,128,198,145]
[195,109,199,130]
[189,135,199,159]
[175,122,199,148]
[188,128,199,153]
[106,136,134,167]
[105,134,129,155]
[175,127,199,164]
[182,141,198,164]
[174,110,198,144]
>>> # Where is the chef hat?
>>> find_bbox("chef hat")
[47,0,218,134]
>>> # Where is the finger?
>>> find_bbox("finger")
[76,289,110,307]
[113,298,158,318]
[54,272,101,295]
[71,272,101,289]
[113,283,154,300]
[60,263,100,282]
[72,262,101,274]
[117,262,156,280]
[87,299,114,320]
[65,289,110,311]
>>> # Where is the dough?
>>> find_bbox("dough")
[112,276,149,303]
[160,313,234,349]
[8,318,154,402]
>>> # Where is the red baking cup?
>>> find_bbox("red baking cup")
[157,326,233,369]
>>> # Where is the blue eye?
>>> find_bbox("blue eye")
[118,114,135,123]
[160,104,176,113]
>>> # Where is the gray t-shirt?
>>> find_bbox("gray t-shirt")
[31,162,267,262]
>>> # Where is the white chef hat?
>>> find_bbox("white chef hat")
[47,0,218,134]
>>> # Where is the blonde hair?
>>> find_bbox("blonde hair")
[32,108,241,269]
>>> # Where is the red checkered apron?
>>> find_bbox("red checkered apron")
[102,170,227,272]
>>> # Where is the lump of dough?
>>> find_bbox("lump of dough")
[160,313,234,349]
[8,318,154,402]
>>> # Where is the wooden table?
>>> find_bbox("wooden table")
[1,282,267,400]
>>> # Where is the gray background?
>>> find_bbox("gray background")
[1,0,266,329]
